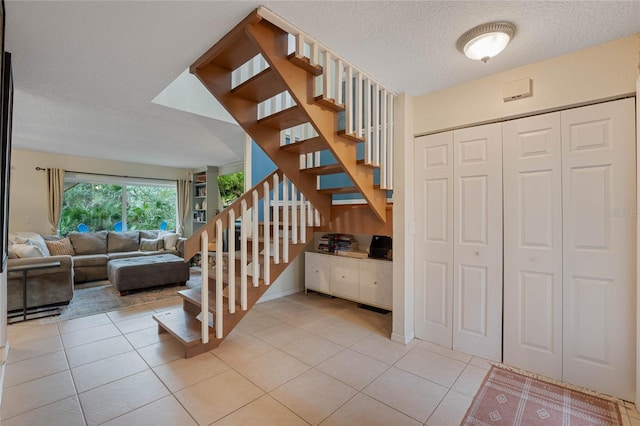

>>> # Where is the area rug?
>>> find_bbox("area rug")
[462,365,622,425]
[54,268,202,321]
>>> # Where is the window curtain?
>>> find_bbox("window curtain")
[176,179,191,235]
[46,168,65,234]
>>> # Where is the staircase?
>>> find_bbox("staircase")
[153,7,396,357]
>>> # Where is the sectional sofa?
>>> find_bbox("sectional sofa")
[7,230,186,311]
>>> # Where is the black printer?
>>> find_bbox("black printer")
[369,235,392,260]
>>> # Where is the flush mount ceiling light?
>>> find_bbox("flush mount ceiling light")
[457,22,517,63]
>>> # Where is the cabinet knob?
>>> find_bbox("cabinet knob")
[342,276,345,279]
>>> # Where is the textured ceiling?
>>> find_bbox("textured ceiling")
[5,1,640,169]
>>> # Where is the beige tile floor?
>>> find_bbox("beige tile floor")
[2,292,638,426]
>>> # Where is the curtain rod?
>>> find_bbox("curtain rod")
[34,167,188,183]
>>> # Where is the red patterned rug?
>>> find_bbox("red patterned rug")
[462,365,622,425]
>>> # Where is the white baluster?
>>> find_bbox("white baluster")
[373,84,380,166]
[240,200,248,310]
[356,72,363,139]
[336,59,343,106]
[381,89,388,189]
[283,175,289,263]
[201,231,209,344]
[345,66,353,135]
[300,193,306,244]
[315,209,321,227]
[258,101,266,121]
[295,33,305,59]
[252,190,259,286]
[228,209,235,314]
[323,51,332,101]
[280,130,287,147]
[364,78,372,164]
[263,181,271,285]
[215,220,223,337]
[292,185,298,245]
[311,43,319,66]
[273,174,280,265]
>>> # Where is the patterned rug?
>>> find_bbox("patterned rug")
[54,268,202,321]
[462,365,622,425]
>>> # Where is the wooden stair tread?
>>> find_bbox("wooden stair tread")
[337,130,365,143]
[231,67,288,103]
[301,163,346,176]
[179,287,253,312]
[153,308,215,346]
[280,136,327,154]
[287,52,323,76]
[357,159,380,169]
[314,95,345,112]
[258,106,308,130]
[318,186,360,195]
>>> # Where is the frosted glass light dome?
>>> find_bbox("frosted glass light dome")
[457,22,517,63]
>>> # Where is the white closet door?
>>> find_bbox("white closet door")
[453,123,503,361]
[503,113,563,379]
[562,98,636,401]
[414,132,454,347]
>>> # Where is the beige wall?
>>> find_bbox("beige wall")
[9,149,191,235]
[414,34,639,135]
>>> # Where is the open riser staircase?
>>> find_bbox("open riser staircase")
[154,7,396,356]
[153,169,319,357]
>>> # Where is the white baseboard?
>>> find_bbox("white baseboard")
[257,288,303,303]
[391,330,415,345]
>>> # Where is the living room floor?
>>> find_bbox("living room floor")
[2,292,638,426]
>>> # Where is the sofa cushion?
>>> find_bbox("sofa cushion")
[72,254,109,268]
[69,231,108,255]
[140,238,163,252]
[108,231,140,253]
[12,243,45,258]
[108,251,146,260]
[45,237,76,256]
[158,231,180,250]
[11,232,51,256]
[139,230,159,240]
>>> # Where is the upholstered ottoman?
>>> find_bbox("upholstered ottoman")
[107,254,189,295]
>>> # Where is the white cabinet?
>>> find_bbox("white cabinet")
[304,252,392,310]
[358,259,393,308]
[305,252,330,294]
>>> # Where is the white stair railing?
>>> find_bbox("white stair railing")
[192,169,321,342]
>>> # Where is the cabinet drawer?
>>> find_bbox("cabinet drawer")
[330,257,359,299]
[358,260,392,309]
[305,253,330,293]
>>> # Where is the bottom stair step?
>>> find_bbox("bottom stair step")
[153,308,218,351]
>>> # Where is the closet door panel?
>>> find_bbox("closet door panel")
[562,98,636,401]
[414,132,454,347]
[453,123,503,361]
[503,113,563,380]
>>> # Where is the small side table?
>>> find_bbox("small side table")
[7,261,61,323]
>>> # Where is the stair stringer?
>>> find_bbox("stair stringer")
[193,62,333,221]
[245,20,388,222]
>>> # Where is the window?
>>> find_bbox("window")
[217,171,244,208]
[60,174,177,235]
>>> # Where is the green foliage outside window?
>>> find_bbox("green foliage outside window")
[217,172,245,207]
[59,183,176,235]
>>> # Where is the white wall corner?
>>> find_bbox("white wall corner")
[392,92,415,343]
[391,330,415,345]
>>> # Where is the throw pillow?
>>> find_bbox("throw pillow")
[45,237,76,256]
[7,249,17,259]
[12,243,45,258]
[140,238,163,252]
[159,232,180,250]
[13,234,51,257]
